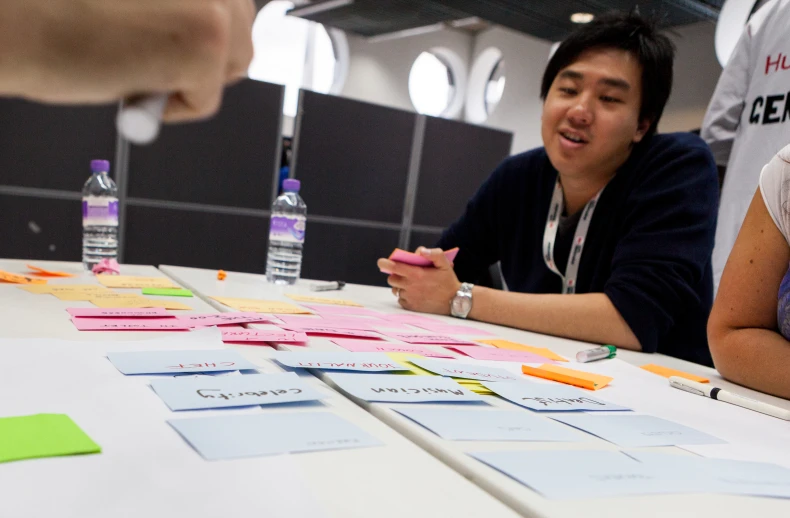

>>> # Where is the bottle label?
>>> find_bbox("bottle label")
[269,215,305,244]
[82,196,119,227]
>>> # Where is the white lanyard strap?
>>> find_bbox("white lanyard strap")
[542,178,604,294]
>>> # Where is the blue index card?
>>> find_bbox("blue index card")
[393,407,584,442]
[325,373,486,403]
[272,351,409,372]
[107,349,258,375]
[168,412,382,460]
[480,380,630,412]
[408,357,522,382]
[150,372,326,411]
[627,451,790,499]
[551,414,726,447]
[470,450,697,500]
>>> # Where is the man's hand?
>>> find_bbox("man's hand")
[377,247,461,314]
[0,0,255,122]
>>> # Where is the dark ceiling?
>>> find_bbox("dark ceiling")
[284,0,723,41]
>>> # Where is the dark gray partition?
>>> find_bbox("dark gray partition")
[292,90,417,223]
[408,230,444,251]
[126,79,284,208]
[0,101,117,191]
[0,195,82,261]
[300,221,399,287]
[124,205,269,273]
[413,116,512,228]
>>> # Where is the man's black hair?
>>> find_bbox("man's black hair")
[540,12,675,137]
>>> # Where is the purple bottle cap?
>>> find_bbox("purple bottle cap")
[283,179,300,192]
[90,160,110,173]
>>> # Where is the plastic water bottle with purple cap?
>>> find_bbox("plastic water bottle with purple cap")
[82,159,119,271]
[266,179,306,284]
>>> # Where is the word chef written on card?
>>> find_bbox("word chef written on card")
[480,381,630,412]
[272,352,409,372]
[150,372,325,411]
[393,407,583,442]
[326,373,486,403]
[408,358,522,382]
[551,414,725,448]
[107,349,258,375]
[168,412,381,461]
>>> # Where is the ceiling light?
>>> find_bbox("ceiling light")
[570,12,594,24]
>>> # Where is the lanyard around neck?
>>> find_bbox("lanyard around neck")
[542,178,605,294]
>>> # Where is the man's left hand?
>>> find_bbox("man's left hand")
[377,247,461,314]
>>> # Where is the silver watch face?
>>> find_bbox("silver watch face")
[452,295,472,316]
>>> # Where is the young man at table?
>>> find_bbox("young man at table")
[377,12,719,366]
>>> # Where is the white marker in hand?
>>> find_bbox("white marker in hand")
[116,94,167,145]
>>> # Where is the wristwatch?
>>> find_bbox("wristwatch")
[450,283,474,319]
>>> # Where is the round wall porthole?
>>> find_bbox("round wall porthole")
[466,47,506,124]
[408,47,467,118]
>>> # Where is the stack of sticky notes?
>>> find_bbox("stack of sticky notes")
[0,414,100,463]
[521,364,613,390]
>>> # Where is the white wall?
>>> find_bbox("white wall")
[467,26,553,154]
[340,29,474,113]
[659,22,722,133]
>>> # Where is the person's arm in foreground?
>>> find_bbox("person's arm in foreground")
[0,0,255,121]
[708,190,790,400]
[378,248,641,350]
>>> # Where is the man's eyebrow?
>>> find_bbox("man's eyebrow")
[558,70,631,90]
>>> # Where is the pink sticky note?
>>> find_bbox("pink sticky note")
[302,305,384,318]
[71,317,190,331]
[332,339,454,358]
[380,314,445,325]
[66,307,172,318]
[178,313,274,328]
[447,346,558,364]
[386,332,478,345]
[278,324,383,339]
[388,247,459,267]
[412,323,496,336]
[221,329,308,343]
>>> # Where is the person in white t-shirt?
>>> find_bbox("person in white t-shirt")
[709,144,790,399]
[701,0,790,293]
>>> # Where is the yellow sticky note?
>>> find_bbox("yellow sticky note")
[640,364,709,383]
[138,299,193,311]
[25,264,77,278]
[285,294,363,307]
[96,276,178,289]
[44,285,110,301]
[0,271,47,285]
[386,353,433,376]
[88,293,152,308]
[210,297,311,314]
[521,364,613,390]
[18,285,53,294]
[478,339,568,362]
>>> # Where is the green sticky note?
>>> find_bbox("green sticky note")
[142,288,193,297]
[0,414,101,463]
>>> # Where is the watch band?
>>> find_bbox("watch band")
[451,282,474,319]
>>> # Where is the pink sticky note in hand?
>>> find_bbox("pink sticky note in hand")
[447,346,558,364]
[67,307,172,318]
[388,247,459,267]
[71,317,190,331]
[332,339,455,358]
[386,332,478,345]
[221,328,308,343]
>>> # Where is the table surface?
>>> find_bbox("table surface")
[161,264,790,518]
[0,259,519,518]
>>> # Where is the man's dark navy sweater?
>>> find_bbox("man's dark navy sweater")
[437,133,719,366]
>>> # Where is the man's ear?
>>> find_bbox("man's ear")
[633,118,652,143]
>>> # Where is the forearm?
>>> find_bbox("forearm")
[0,1,44,95]
[710,328,790,400]
[468,287,642,350]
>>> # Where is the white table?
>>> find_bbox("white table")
[0,259,518,518]
[162,264,790,518]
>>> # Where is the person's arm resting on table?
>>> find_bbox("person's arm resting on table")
[709,153,790,400]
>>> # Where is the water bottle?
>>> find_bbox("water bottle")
[266,179,306,284]
[82,159,119,270]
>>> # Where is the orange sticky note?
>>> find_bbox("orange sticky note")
[25,264,77,278]
[478,339,568,362]
[0,271,47,285]
[640,364,709,383]
[521,364,613,390]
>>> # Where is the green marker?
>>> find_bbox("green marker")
[576,345,616,363]
[142,288,193,297]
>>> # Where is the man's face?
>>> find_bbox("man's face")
[541,48,650,180]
